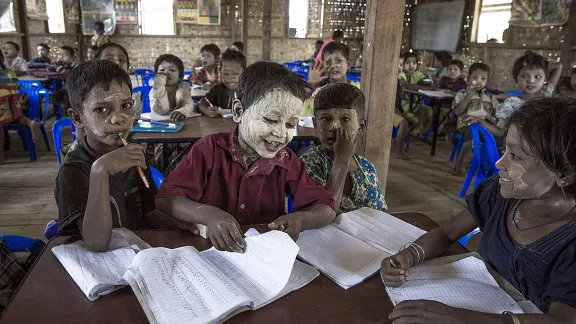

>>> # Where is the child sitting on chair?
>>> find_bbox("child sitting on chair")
[301,83,387,214]
[189,44,221,90]
[156,62,336,252]
[197,49,245,118]
[452,62,499,175]
[438,59,466,92]
[398,52,431,136]
[150,54,198,121]
[54,46,78,72]
[29,43,52,66]
[2,42,28,76]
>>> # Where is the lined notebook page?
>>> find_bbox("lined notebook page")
[333,208,426,255]
[201,231,299,309]
[124,246,251,324]
[297,225,391,289]
[386,257,523,314]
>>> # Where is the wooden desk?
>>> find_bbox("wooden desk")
[17,75,47,81]
[132,116,318,143]
[0,213,465,323]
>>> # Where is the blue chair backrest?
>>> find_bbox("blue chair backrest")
[469,124,500,185]
[133,86,152,114]
[347,73,360,83]
[135,69,154,86]
[150,167,164,189]
[52,117,76,165]
[506,90,522,97]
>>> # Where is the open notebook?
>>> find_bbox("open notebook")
[296,207,426,289]
[123,230,318,324]
[51,228,151,301]
[385,256,524,314]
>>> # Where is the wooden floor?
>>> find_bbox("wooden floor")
[0,118,470,240]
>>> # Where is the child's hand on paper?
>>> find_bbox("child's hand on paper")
[170,111,186,121]
[268,213,304,241]
[389,300,471,324]
[207,211,245,253]
[380,250,415,288]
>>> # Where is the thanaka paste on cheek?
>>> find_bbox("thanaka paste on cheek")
[509,161,528,190]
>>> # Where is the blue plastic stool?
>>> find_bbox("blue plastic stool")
[459,124,500,198]
[457,228,481,246]
[135,69,154,86]
[1,234,44,252]
[133,86,152,114]
[52,117,76,165]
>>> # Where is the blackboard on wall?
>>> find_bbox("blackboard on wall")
[410,1,466,53]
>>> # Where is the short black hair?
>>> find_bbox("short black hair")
[238,61,306,109]
[37,43,49,51]
[322,41,350,62]
[60,46,75,57]
[508,96,576,191]
[201,43,221,58]
[5,41,20,52]
[315,39,324,46]
[231,41,244,52]
[93,21,105,31]
[332,30,344,39]
[434,51,453,67]
[221,49,246,69]
[94,42,130,69]
[448,59,464,71]
[66,60,132,111]
[402,51,418,63]
[314,83,365,118]
[89,45,98,51]
[154,54,184,80]
[468,62,490,76]
[513,51,548,82]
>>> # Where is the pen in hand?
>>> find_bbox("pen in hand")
[118,133,150,189]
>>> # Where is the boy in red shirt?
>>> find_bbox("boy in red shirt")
[157,62,336,252]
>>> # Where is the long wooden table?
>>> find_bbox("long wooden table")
[0,213,466,323]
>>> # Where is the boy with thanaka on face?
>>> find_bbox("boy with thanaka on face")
[156,62,336,252]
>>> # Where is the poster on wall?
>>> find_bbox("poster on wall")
[0,0,16,33]
[115,0,137,24]
[176,0,198,24]
[509,0,573,27]
[80,0,116,35]
[26,0,48,20]
[63,0,80,24]
[198,0,220,25]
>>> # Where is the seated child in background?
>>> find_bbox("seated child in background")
[189,44,221,90]
[393,80,418,160]
[398,52,432,135]
[382,97,576,322]
[301,83,388,214]
[91,21,109,47]
[2,42,28,76]
[198,49,245,118]
[156,61,336,252]
[95,42,142,122]
[452,63,499,175]
[28,43,52,66]
[431,50,453,79]
[86,45,97,61]
[54,46,78,72]
[301,42,359,116]
[438,59,466,91]
[230,41,244,53]
[150,54,197,121]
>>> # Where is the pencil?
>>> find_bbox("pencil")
[205,98,214,107]
[353,155,369,183]
[118,133,150,189]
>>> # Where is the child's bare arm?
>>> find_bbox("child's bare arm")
[454,87,475,116]
[325,128,355,210]
[269,204,335,241]
[548,62,563,89]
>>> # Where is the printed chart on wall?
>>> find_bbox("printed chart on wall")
[115,0,138,24]
[63,0,80,24]
[509,0,573,27]
[198,0,220,25]
[26,0,48,20]
[176,0,198,24]
[80,0,116,35]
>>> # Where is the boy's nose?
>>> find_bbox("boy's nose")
[109,111,127,125]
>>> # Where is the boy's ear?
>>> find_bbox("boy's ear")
[232,99,244,123]
[357,117,366,135]
[68,108,84,129]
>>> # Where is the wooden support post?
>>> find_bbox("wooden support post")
[560,0,576,75]
[358,0,405,193]
[16,0,30,59]
[261,0,272,60]
[241,0,249,55]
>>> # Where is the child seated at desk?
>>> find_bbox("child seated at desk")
[189,44,221,90]
[438,59,466,91]
[399,52,431,135]
[156,61,336,252]
[301,83,387,214]
[2,42,28,76]
[301,42,359,116]
[452,62,499,175]
[54,60,185,251]
[382,97,576,323]
[28,43,52,66]
[150,54,197,121]
[197,49,245,118]
[54,46,78,73]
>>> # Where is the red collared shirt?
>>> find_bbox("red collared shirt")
[157,126,335,225]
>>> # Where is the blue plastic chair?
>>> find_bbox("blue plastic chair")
[450,132,464,162]
[346,73,361,83]
[457,227,481,246]
[133,86,152,113]
[52,117,76,165]
[1,234,44,252]
[287,196,295,213]
[150,167,164,189]
[459,124,500,198]
[506,90,522,97]
[143,75,154,87]
[135,69,154,86]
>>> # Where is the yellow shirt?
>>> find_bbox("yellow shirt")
[300,80,361,116]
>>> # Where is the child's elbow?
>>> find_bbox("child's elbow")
[84,239,109,252]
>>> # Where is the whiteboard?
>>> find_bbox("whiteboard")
[410,1,466,53]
